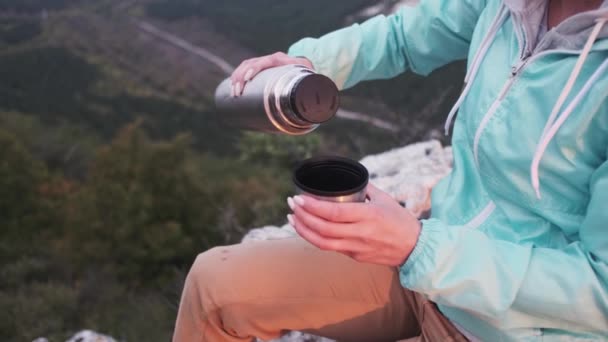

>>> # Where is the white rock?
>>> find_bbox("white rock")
[242,224,297,243]
[360,140,452,218]
[65,330,117,342]
[259,331,335,342]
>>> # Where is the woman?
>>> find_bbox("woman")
[174,0,608,341]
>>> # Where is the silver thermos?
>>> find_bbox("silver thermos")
[214,65,339,135]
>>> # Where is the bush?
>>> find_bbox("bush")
[63,123,222,285]
[0,129,55,261]
[0,118,295,340]
[238,131,322,168]
[2,282,78,342]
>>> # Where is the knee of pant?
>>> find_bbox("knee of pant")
[185,247,232,311]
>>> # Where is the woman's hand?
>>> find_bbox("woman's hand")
[287,183,422,267]
[230,52,314,97]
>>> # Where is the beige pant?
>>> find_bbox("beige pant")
[173,237,466,342]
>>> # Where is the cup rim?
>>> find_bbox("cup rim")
[293,156,369,197]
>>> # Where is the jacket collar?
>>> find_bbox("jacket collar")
[502,0,608,52]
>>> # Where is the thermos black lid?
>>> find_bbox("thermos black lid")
[290,73,339,124]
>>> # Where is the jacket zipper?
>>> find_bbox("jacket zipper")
[466,13,606,230]
[472,47,594,164]
[468,49,592,229]
[473,53,531,164]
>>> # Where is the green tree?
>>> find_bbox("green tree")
[0,127,75,342]
[0,129,51,260]
[65,122,224,286]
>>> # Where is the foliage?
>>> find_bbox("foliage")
[0,129,71,341]
[0,0,464,340]
[0,281,78,341]
[0,130,55,260]
[65,123,225,285]
[0,47,100,119]
[0,118,295,340]
[0,261,178,342]
[238,131,322,168]
[0,111,100,179]
[0,46,239,154]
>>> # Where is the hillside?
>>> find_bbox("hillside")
[0,1,465,340]
[0,0,465,155]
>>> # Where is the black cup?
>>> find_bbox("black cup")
[293,156,369,202]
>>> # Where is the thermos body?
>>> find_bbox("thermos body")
[214,65,339,135]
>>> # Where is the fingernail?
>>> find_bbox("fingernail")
[235,82,242,96]
[287,214,295,226]
[244,69,254,81]
[230,84,235,97]
[293,196,305,206]
[287,197,295,210]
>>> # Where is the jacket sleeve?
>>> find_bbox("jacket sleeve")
[287,0,488,89]
[400,159,608,334]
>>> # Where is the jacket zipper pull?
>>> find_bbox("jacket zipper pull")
[511,54,531,77]
[498,55,532,101]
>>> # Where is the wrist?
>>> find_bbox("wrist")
[400,218,445,274]
[400,219,423,266]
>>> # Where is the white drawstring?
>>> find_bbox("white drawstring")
[530,17,608,199]
[444,6,509,135]
[465,6,509,85]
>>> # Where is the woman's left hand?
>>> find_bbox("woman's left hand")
[287,183,422,267]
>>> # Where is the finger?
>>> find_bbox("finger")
[237,56,284,95]
[230,59,257,89]
[293,195,374,223]
[234,53,277,87]
[240,52,300,95]
[238,63,265,92]
[230,60,248,84]
[243,68,255,82]
[239,67,259,95]
[290,215,361,253]
[292,203,363,239]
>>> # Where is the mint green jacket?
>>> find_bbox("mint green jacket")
[288,0,608,340]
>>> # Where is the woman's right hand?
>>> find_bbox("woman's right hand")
[230,52,314,97]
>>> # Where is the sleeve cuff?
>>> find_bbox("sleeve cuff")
[399,218,447,288]
[287,41,316,68]
[287,38,320,73]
